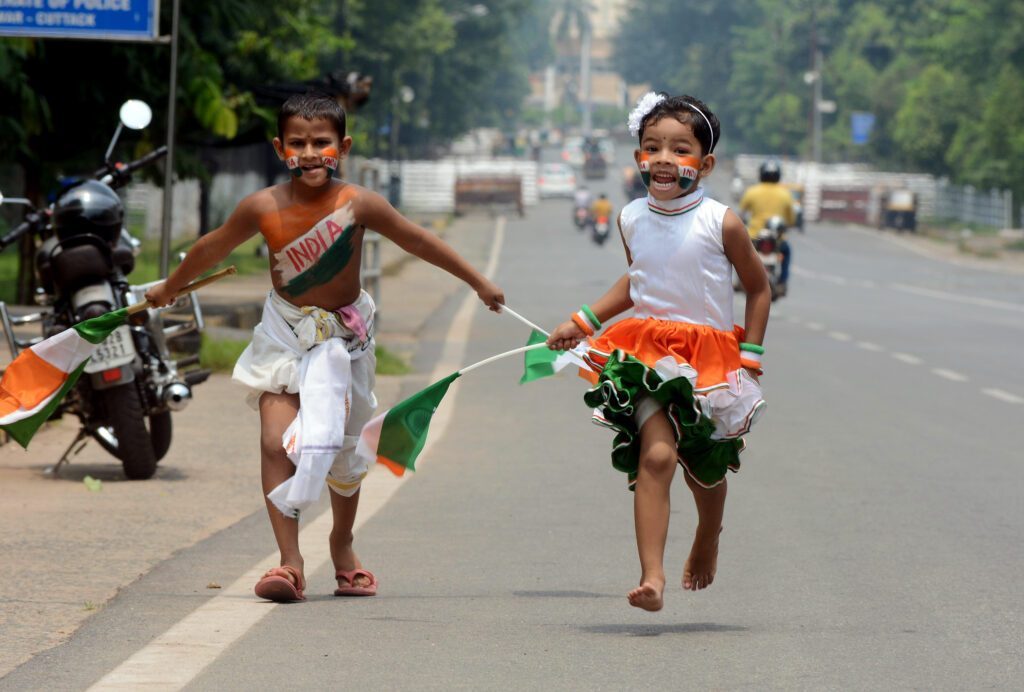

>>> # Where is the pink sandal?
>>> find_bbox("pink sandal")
[334,569,378,597]
[254,565,306,602]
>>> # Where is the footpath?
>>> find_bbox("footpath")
[0,213,499,678]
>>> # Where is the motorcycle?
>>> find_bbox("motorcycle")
[573,205,590,230]
[0,100,209,479]
[592,215,611,246]
[733,216,786,301]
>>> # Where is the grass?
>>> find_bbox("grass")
[0,233,268,304]
[198,333,411,376]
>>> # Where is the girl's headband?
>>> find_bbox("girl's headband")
[627,91,716,153]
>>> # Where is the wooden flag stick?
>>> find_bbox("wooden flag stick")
[126,266,238,315]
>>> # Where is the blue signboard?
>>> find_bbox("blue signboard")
[0,0,158,41]
[851,111,876,146]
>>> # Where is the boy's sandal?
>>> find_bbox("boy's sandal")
[254,565,306,602]
[334,569,378,597]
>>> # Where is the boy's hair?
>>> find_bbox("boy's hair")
[637,94,720,156]
[277,91,347,141]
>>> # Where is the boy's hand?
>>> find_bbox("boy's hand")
[547,320,586,351]
[144,282,176,308]
[476,279,505,312]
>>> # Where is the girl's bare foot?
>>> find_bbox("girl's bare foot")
[682,526,721,591]
[628,576,665,611]
[330,531,373,589]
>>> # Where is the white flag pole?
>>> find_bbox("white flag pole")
[499,304,550,336]
[458,343,548,376]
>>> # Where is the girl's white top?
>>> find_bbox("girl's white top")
[619,187,734,332]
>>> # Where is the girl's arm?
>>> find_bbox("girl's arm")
[547,212,634,350]
[722,209,770,348]
[144,194,261,307]
[358,189,504,311]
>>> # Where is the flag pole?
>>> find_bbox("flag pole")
[126,266,238,315]
[499,304,549,336]
[458,342,548,376]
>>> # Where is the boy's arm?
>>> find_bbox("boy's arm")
[357,189,504,310]
[144,195,261,307]
[723,208,770,353]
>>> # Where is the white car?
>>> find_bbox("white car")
[560,136,585,168]
[537,163,577,198]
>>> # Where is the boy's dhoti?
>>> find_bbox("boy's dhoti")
[233,290,376,518]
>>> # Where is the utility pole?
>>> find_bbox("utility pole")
[809,1,823,163]
[580,20,592,135]
[159,0,181,277]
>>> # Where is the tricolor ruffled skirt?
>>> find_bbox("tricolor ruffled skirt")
[581,317,766,490]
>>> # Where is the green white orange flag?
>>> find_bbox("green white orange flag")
[520,329,588,384]
[357,339,550,477]
[0,308,129,447]
[356,372,461,476]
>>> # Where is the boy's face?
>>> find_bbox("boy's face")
[273,116,352,188]
[634,117,716,200]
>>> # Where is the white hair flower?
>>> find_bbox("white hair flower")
[627,91,666,137]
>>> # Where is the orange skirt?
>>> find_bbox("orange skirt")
[580,317,765,489]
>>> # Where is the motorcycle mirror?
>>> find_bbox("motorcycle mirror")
[119,100,152,130]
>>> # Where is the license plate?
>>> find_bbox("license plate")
[84,325,137,373]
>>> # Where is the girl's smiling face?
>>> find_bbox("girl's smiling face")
[635,116,716,200]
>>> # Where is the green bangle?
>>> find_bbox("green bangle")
[739,342,765,354]
[580,304,601,330]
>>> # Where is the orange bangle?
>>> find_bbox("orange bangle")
[571,312,595,336]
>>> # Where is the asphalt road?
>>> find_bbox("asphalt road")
[3,157,1023,689]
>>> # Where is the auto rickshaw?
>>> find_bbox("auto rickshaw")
[879,188,917,232]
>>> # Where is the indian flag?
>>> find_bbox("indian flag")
[520,329,588,384]
[356,372,461,477]
[0,309,128,447]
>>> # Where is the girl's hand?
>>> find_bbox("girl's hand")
[476,279,505,312]
[144,282,176,308]
[743,366,761,383]
[547,320,586,351]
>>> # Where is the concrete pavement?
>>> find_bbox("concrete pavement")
[0,211,500,679]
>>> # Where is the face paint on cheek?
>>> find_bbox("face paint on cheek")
[638,153,652,187]
[676,155,702,192]
[284,148,302,178]
[320,147,339,175]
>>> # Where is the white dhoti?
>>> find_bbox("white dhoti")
[232,290,377,518]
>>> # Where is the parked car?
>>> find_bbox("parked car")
[537,162,577,198]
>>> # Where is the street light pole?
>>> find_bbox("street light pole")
[812,42,823,164]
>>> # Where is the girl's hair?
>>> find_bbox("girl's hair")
[277,90,347,141]
[637,94,720,156]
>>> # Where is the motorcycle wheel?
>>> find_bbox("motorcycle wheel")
[149,411,173,462]
[98,384,158,480]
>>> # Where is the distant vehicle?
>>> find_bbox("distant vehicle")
[622,167,647,199]
[560,136,585,168]
[537,162,577,198]
[782,183,805,232]
[879,188,917,232]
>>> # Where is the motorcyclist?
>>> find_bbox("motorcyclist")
[573,185,593,210]
[590,192,613,224]
[740,160,795,293]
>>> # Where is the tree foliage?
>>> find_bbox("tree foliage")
[613,0,1024,210]
[0,0,535,195]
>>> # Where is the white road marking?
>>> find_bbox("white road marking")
[857,341,884,352]
[932,368,969,382]
[858,280,877,288]
[981,388,1024,404]
[891,283,1024,315]
[88,218,509,691]
[891,352,923,365]
[828,331,852,341]
[805,321,825,331]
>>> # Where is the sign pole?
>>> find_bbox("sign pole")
[159,0,181,278]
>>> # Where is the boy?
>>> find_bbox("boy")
[145,91,504,601]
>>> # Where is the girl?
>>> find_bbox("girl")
[547,93,770,612]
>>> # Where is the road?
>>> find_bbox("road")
[3,153,1023,689]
